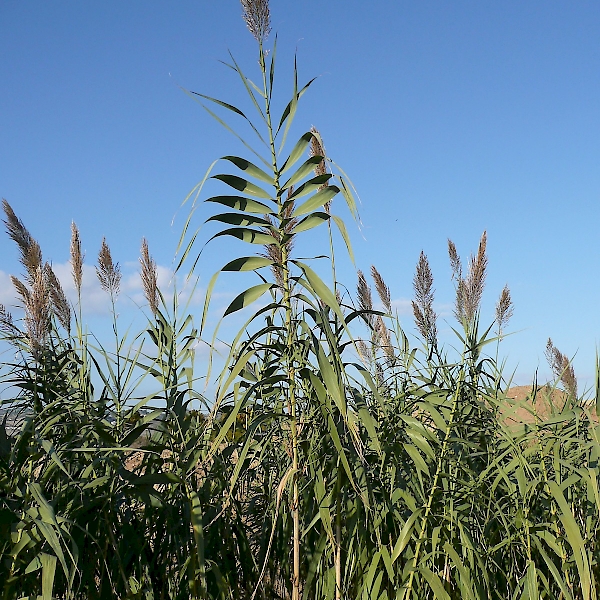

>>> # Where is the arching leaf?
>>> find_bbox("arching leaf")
[206,213,271,227]
[221,257,274,272]
[222,156,273,185]
[280,131,313,175]
[287,174,332,201]
[292,186,340,217]
[332,214,355,264]
[210,227,275,246]
[223,283,274,317]
[212,174,273,199]
[292,212,330,234]
[205,195,274,214]
[281,156,324,191]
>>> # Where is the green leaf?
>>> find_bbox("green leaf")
[222,155,273,185]
[205,195,274,215]
[182,89,270,167]
[223,283,273,317]
[277,74,318,144]
[292,186,339,217]
[547,480,593,599]
[420,567,451,600]
[332,214,355,264]
[292,212,330,234]
[391,510,422,563]
[210,227,276,246]
[293,260,343,322]
[212,174,272,199]
[288,174,332,200]
[206,212,271,227]
[41,553,57,600]
[281,156,323,190]
[221,256,274,272]
[280,131,313,175]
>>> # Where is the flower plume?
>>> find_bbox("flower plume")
[241,0,271,43]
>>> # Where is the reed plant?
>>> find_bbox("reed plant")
[1,1,600,598]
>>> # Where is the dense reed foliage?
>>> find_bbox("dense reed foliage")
[2,2,600,598]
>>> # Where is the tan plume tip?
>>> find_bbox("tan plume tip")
[370,265,391,314]
[357,270,374,328]
[495,284,514,335]
[70,222,84,295]
[309,126,330,211]
[2,199,43,284]
[25,266,51,356]
[240,0,271,43]
[453,231,488,325]
[356,339,371,366]
[545,338,578,398]
[140,238,159,315]
[11,275,31,306]
[309,126,328,179]
[463,231,487,323]
[376,315,394,361]
[448,239,461,281]
[45,263,71,335]
[412,251,437,347]
[96,237,121,297]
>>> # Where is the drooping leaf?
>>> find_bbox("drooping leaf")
[212,174,272,199]
[206,212,272,227]
[281,156,324,191]
[223,283,274,317]
[222,155,274,185]
[292,186,340,217]
[221,256,274,272]
[280,131,313,175]
[205,195,274,215]
[292,212,330,234]
[210,227,276,246]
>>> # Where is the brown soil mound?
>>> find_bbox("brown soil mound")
[502,385,597,424]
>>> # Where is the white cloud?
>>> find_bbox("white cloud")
[0,271,17,307]
[390,298,412,316]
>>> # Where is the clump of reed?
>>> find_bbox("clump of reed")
[1,1,599,599]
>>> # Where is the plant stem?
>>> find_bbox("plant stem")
[260,42,302,600]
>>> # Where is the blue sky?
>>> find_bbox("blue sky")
[1,1,599,393]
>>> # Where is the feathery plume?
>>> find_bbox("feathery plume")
[45,263,71,334]
[11,275,30,306]
[448,239,461,281]
[3,199,42,284]
[240,0,271,43]
[96,238,121,297]
[463,231,487,322]
[70,222,84,296]
[371,265,391,314]
[309,126,330,211]
[357,270,374,329]
[495,284,514,336]
[376,315,394,362]
[24,266,51,355]
[140,238,159,316]
[412,251,437,347]
[356,339,370,365]
[545,338,578,398]
[449,232,487,325]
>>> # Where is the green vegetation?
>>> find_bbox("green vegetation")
[1,2,600,598]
